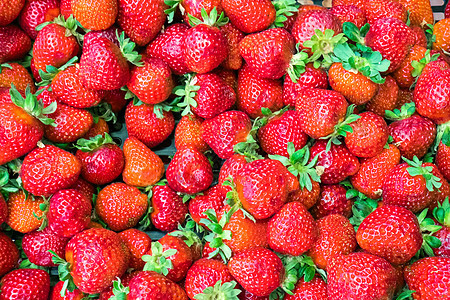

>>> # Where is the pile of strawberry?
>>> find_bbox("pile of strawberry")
[1,0,450,298]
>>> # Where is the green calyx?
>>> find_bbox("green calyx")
[48,250,77,297]
[117,31,143,67]
[271,0,299,28]
[37,56,78,87]
[269,143,322,192]
[395,287,416,300]
[36,15,85,44]
[349,197,379,231]
[34,196,50,231]
[88,102,117,124]
[142,242,177,276]
[188,7,229,28]
[234,116,265,162]
[425,24,436,50]
[74,132,115,152]
[342,22,370,48]
[415,208,442,258]
[222,176,256,222]
[0,63,13,73]
[9,84,57,126]
[303,29,347,69]
[287,49,309,83]
[404,156,442,192]
[164,0,181,23]
[411,50,440,78]
[169,216,204,248]
[0,161,22,198]
[433,197,450,227]
[385,102,416,121]
[194,280,241,300]
[173,73,201,116]
[320,104,361,151]
[200,209,233,263]
[109,277,129,300]
[432,121,450,154]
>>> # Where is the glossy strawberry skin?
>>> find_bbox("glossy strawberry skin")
[72,0,117,31]
[228,247,284,297]
[364,0,407,25]
[392,45,428,89]
[220,22,244,70]
[180,0,222,24]
[0,63,35,93]
[0,103,44,166]
[96,183,148,232]
[221,0,275,33]
[166,147,213,195]
[50,281,84,300]
[175,114,209,153]
[218,154,247,196]
[329,5,366,28]
[189,185,225,226]
[0,232,19,277]
[150,184,188,232]
[0,0,25,26]
[47,189,92,238]
[268,202,317,256]
[285,277,328,300]
[0,268,50,300]
[288,179,321,210]
[20,145,82,197]
[436,141,450,182]
[118,229,152,271]
[127,271,188,299]
[433,226,450,258]
[310,184,353,219]
[327,252,397,300]
[0,194,6,226]
[404,257,450,299]
[6,191,45,233]
[76,144,125,185]
[357,205,422,265]
[295,88,348,139]
[18,0,60,39]
[22,227,69,267]
[365,75,399,116]
[0,25,32,63]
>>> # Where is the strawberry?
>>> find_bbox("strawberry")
[0,0,24,26]
[218,154,247,196]
[175,72,236,119]
[175,114,209,152]
[364,17,414,73]
[344,111,389,158]
[118,228,152,271]
[102,89,128,113]
[72,0,117,30]
[329,5,366,28]
[0,232,19,277]
[310,184,353,219]
[394,0,433,27]
[166,147,213,194]
[22,227,69,267]
[127,271,188,299]
[122,136,164,187]
[189,185,225,225]
[282,63,328,107]
[117,0,168,46]
[285,277,328,300]
[437,141,450,182]
[0,269,50,300]
[0,25,32,63]
[126,57,175,105]
[387,104,436,160]
[18,0,60,39]
[175,0,223,25]
[150,184,189,232]
[446,1,450,18]
[350,144,401,199]
[382,158,442,213]
[364,0,407,25]
[55,228,130,294]
[332,0,364,10]
[125,101,175,148]
[60,0,73,19]
[83,26,121,48]
[268,202,317,256]
[6,191,45,233]
[215,68,237,91]
[221,0,275,33]
[75,133,124,185]
[404,257,450,299]
[83,117,109,139]
[413,60,450,125]
[182,8,229,74]
[96,182,148,232]
[228,247,284,297]
[47,189,92,238]
[50,281,84,300]
[237,64,283,119]
[185,258,235,299]
[307,214,356,270]
[20,144,81,197]
[145,23,190,75]
[392,45,429,89]
[310,140,360,185]
[220,23,244,70]
[0,63,35,93]
[411,26,427,48]
[432,198,450,257]
[0,194,6,225]
[327,252,397,299]
[366,76,399,116]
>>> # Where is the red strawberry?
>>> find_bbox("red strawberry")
[0,0,25,26]
[218,154,247,196]
[221,0,275,33]
[59,0,73,19]
[332,0,364,9]
[228,247,284,297]
[310,140,360,185]
[327,252,397,299]
[307,214,356,270]
[310,184,353,219]
[70,178,95,201]
[117,0,168,46]
[237,64,283,119]
[102,89,128,113]
[47,189,92,238]
[6,191,45,233]
[50,281,84,300]
[364,0,407,25]
[127,271,188,299]
[285,277,328,300]
[145,23,190,75]
[75,133,125,185]
[189,185,225,225]
[404,257,450,299]
[83,117,109,139]
[83,26,121,48]
[125,101,175,148]
[122,136,164,187]
[0,25,32,63]
[0,232,19,277]
[18,0,60,39]
[118,228,152,271]
[177,0,222,24]
[268,202,317,256]
[20,145,82,197]
[150,184,189,232]
[22,227,69,267]
[0,63,35,94]
[96,182,148,231]
[72,0,117,30]
[166,147,213,194]
[329,5,366,28]
[365,75,399,116]
[391,45,429,89]
[0,194,6,225]
[220,22,244,70]
[395,0,433,27]
[182,9,229,74]
[175,114,209,153]
[410,26,427,48]
[0,269,50,300]
[437,141,450,182]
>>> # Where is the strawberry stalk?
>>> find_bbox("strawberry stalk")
[188,7,229,27]
[142,242,178,276]
[49,250,77,296]
[404,156,442,192]
[415,208,442,258]
[194,280,241,300]
[200,209,233,263]
[271,0,299,28]
[303,29,347,69]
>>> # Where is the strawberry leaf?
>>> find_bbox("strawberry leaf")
[109,277,129,300]
[194,280,241,300]
[142,242,177,276]
[117,31,143,67]
[164,0,181,23]
[433,197,450,227]
[385,102,416,121]
[49,250,77,296]
[188,7,228,27]
[404,156,442,192]
[272,0,299,28]
[74,132,115,152]
[303,29,347,69]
